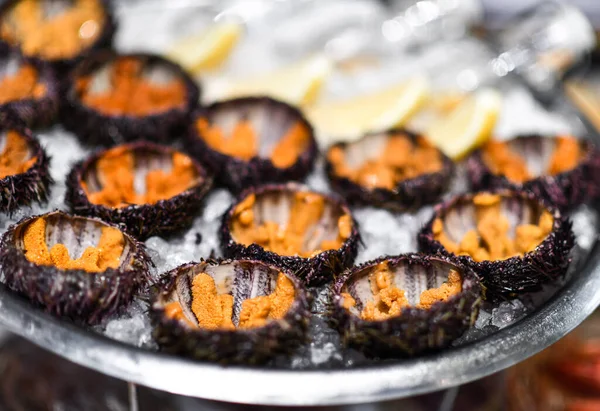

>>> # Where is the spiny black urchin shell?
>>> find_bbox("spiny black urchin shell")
[0,44,59,128]
[0,0,116,74]
[466,135,600,212]
[220,183,360,286]
[418,190,575,300]
[65,141,212,240]
[0,117,53,214]
[333,253,482,358]
[151,258,310,365]
[61,51,200,147]
[0,211,151,324]
[325,128,454,211]
[186,96,318,193]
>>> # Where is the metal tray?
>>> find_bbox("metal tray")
[1,0,600,406]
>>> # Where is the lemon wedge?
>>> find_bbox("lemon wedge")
[307,76,431,146]
[408,92,468,132]
[565,80,600,133]
[206,54,333,106]
[425,88,502,160]
[167,22,243,74]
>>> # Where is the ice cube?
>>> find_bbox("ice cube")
[491,299,527,328]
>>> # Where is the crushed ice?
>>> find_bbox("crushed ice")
[490,300,528,328]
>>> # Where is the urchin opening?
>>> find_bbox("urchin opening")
[16,214,129,273]
[327,131,443,190]
[0,53,46,104]
[162,261,296,330]
[80,145,200,208]
[195,99,311,168]
[76,57,187,116]
[433,193,553,262]
[0,130,36,179]
[230,188,353,258]
[341,258,463,321]
[0,0,106,60]
[481,136,584,183]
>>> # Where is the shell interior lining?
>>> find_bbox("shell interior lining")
[87,62,112,94]
[141,63,180,86]
[505,137,558,178]
[0,54,23,80]
[251,190,344,253]
[342,133,389,169]
[86,59,183,95]
[14,214,130,269]
[83,148,197,195]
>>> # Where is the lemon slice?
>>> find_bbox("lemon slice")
[408,92,467,132]
[565,80,600,133]
[428,92,467,113]
[167,22,243,74]
[425,88,502,160]
[206,54,333,106]
[306,76,430,146]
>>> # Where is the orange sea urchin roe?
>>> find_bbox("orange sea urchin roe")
[344,262,462,321]
[231,192,352,257]
[341,292,356,310]
[196,117,310,167]
[163,301,196,327]
[165,272,295,330]
[327,134,443,191]
[190,273,235,330]
[0,0,105,60]
[482,136,582,183]
[77,58,187,116]
[360,262,409,321]
[417,269,462,310]
[482,141,530,183]
[548,136,582,175]
[0,131,37,179]
[0,64,46,104]
[238,272,295,328]
[23,217,124,272]
[433,193,554,262]
[81,146,197,208]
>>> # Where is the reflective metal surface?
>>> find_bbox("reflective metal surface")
[0,238,597,406]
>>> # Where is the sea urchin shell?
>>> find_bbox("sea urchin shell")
[325,128,454,211]
[333,253,481,357]
[0,44,59,128]
[467,135,600,211]
[0,0,116,73]
[0,211,151,324]
[151,258,310,364]
[62,51,200,146]
[65,141,212,240]
[187,96,318,192]
[418,190,574,299]
[0,118,52,214]
[220,183,360,286]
